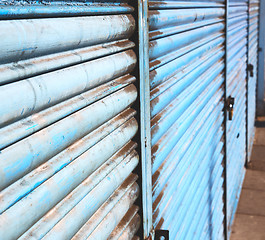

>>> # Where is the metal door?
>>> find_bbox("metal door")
[248,0,260,156]
[148,1,226,239]
[0,1,140,239]
[226,0,248,233]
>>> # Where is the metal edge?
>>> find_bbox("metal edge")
[138,0,153,239]
[257,0,265,116]
[245,0,250,167]
[223,1,229,239]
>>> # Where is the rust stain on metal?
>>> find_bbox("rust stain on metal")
[149,59,161,70]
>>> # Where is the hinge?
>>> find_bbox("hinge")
[154,230,169,240]
[258,47,262,52]
[247,64,254,77]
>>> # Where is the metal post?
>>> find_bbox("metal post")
[138,0,153,239]
[223,0,229,239]
[257,0,265,116]
[245,0,250,167]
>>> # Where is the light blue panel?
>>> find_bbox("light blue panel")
[227,1,248,235]
[0,1,140,240]
[149,1,226,239]
[248,0,259,158]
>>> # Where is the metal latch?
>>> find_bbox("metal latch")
[227,96,235,121]
[155,230,169,240]
[247,64,254,77]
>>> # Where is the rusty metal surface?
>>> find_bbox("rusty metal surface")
[139,0,153,239]
[148,1,226,239]
[248,0,259,159]
[0,1,134,19]
[0,1,140,240]
[226,1,250,237]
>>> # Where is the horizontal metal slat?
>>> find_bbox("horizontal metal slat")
[149,8,225,31]
[0,40,135,86]
[0,2,134,19]
[108,205,140,240]
[149,1,225,9]
[0,15,135,64]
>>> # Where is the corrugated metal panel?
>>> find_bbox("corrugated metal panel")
[149,1,226,239]
[248,0,259,156]
[0,1,140,239]
[227,0,248,234]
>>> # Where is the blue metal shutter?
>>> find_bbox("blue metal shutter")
[248,0,259,155]
[227,0,248,232]
[0,2,140,240]
[148,1,226,239]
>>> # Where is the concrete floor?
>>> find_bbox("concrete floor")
[231,118,265,240]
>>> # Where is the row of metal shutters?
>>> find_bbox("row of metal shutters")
[226,0,260,234]
[148,0,259,239]
[0,1,140,240]
[0,1,260,239]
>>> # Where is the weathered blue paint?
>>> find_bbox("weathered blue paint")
[148,2,226,239]
[0,4,134,19]
[0,109,136,213]
[0,2,140,240]
[257,0,264,115]
[0,51,136,127]
[0,15,135,64]
[138,0,153,239]
[0,86,137,191]
[0,40,135,85]
[149,23,224,60]
[226,2,249,236]
[0,113,138,240]
[248,0,260,157]
[150,36,224,87]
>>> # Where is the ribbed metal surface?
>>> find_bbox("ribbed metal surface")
[227,0,248,234]
[149,1,226,239]
[248,0,259,156]
[0,1,140,239]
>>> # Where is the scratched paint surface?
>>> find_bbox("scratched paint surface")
[148,1,226,239]
[226,1,259,237]
[0,1,140,240]
[248,0,259,159]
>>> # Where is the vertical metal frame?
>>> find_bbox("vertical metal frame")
[245,0,250,166]
[138,0,153,239]
[257,0,265,116]
[223,1,229,239]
